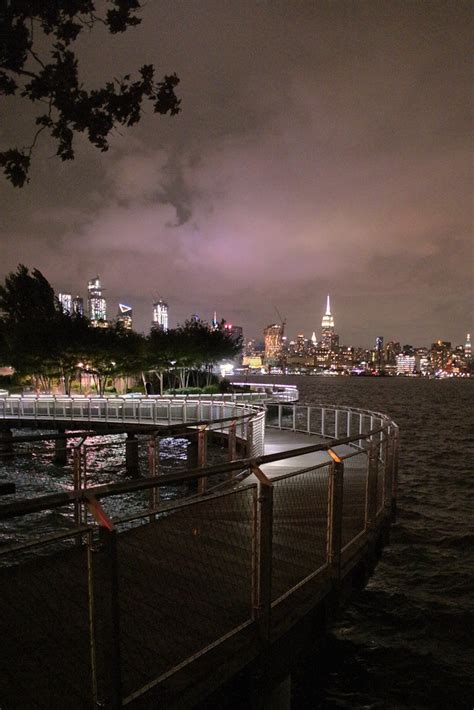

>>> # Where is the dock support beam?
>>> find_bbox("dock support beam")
[125,433,139,476]
[53,426,68,466]
[0,429,13,457]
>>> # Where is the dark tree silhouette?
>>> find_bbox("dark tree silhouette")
[0,1,180,187]
[0,264,89,391]
[0,266,241,394]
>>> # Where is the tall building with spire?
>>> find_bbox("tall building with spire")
[321,295,337,350]
[465,333,472,361]
[88,276,107,326]
[117,303,133,330]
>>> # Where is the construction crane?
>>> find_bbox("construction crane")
[273,305,286,337]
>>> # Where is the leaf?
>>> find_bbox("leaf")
[0,149,30,187]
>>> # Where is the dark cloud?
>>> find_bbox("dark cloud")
[0,0,471,345]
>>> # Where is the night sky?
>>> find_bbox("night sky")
[0,0,472,346]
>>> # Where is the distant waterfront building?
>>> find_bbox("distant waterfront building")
[430,340,452,372]
[72,296,84,316]
[58,293,72,314]
[242,354,264,370]
[88,276,107,325]
[264,323,284,364]
[375,336,384,370]
[295,334,306,353]
[396,353,417,375]
[117,304,133,330]
[152,299,168,331]
[223,322,243,343]
[385,341,401,365]
[465,333,472,361]
[321,295,337,350]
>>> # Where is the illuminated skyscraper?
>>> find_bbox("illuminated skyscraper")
[321,295,336,350]
[58,293,72,314]
[264,324,283,364]
[153,299,168,331]
[430,340,452,372]
[88,276,107,325]
[375,336,384,369]
[72,296,84,316]
[117,304,133,330]
[465,333,472,361]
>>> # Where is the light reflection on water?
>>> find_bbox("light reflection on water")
[0,431,228,548]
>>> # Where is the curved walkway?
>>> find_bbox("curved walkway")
[0,394,398,710]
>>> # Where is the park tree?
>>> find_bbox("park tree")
[146,326,177,395]
[161,320,242,390]
[0,264,57,323]
[0,264,90,392]
[0,1,180,187]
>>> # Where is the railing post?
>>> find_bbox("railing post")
[292,405,296,431]
[326,454,344,580]
[383,433,393,512]
[335,409,339,439]
[246,419,254,457]
[86,530,99,709]
[98,525,122,709]
[73,446,83,528]
[381,432,390,509]
[278,404,282,429]
[391,430,399,518]
[321,407,326,437]
[197,426,208,494]
[307,406,311,434]
[365,442,378,530]
[251,466,273,645]
[228,421,237,462]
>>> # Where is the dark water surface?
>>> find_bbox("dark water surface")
[248,375,474,709]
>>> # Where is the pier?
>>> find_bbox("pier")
[0,391,398,709]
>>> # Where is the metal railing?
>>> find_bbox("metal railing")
[266,401,392,448]
[0,395,266,455]
[0,401,398,710]
[230,381,299,402]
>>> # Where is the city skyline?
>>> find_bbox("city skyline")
[54,275,469,349]
[1,2,471,347]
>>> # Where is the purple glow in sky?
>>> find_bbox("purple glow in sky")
[1,0,472,346]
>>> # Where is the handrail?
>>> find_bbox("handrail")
[0,422,388,521]
[0,396,399,709]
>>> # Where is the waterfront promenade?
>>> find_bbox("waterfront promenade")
[0,393,398,709]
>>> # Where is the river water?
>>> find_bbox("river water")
[244,375,474,710]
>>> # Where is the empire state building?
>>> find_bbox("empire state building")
[321,295,337,350]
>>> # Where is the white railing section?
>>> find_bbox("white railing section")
[229,382,298,402]
[266,401,395,453]
[0,395,267,458]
